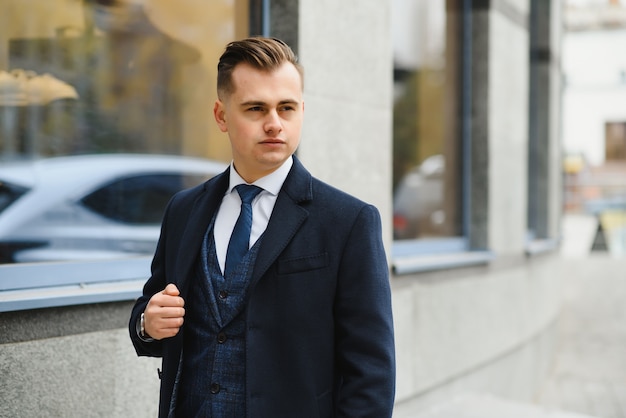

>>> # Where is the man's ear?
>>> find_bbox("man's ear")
[214,100,228,132]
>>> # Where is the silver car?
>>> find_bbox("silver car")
[0,154,226,263]
[393,154,445,239]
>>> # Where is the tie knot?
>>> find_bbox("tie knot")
[235,184,262,204]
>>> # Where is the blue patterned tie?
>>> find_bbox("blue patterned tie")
[224,184,263,276]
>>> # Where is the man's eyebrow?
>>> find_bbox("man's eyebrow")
[278,99,300,105]
[240,100,266,107]
[239,99,300,107]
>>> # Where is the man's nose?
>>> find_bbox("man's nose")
[264,110,283,133]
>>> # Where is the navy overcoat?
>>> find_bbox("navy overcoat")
[129,156,396,417]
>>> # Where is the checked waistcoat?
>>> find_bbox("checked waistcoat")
[175,215,262,418]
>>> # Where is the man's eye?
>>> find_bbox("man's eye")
[280,106,295,111]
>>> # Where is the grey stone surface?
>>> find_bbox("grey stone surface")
[392,252,563,404]
[393,318,559,417]
[395,216,626,417]
[0,301,133,344]
[0,328,160,418]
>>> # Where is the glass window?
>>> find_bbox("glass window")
[0,0,251,267]
[392,0,465,242]
[81,173,208,224]
[0,180,29,213]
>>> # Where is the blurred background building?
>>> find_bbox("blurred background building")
[562,0,626,255]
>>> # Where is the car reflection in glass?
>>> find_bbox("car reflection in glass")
[0,154,226,263]
[393,154,446,240]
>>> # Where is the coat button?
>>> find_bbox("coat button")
[210,383,220,394]
[217,332,227,344]
[218,290,228,299]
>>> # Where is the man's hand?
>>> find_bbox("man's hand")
[143,284,185,340]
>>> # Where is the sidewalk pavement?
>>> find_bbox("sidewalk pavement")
[393,214,626,417]
[404,393,599,418]
[536,253,626,417]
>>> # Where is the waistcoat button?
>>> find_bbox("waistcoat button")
[218,290,228,299]
[210,383,220,394]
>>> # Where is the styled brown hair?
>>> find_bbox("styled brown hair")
[216,37,304,99]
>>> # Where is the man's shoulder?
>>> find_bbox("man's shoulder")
[310,177,352,198]
[310,177,366,205]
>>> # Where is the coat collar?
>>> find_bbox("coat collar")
[274,155,313,203]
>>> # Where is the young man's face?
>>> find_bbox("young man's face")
[214,62,304,183]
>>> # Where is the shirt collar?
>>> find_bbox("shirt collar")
[228,156,293,196]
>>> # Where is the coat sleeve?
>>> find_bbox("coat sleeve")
[128,199,174,358]
[334,204,396,417]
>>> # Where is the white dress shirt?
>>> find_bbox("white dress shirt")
[213,156,293,273]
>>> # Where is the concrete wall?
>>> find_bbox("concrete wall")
[392,255,562,412]
[487,2,531,254]
[0,1,565,417]
[0,302,161,418]
[298,0,394,247]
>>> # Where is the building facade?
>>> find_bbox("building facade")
[0,0,565,416]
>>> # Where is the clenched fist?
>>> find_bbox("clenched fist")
[143,283,186,340]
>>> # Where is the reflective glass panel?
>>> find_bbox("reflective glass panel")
[392,0,464,240]
[0,0,249,264]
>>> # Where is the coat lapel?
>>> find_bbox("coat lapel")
[250,157,313,287]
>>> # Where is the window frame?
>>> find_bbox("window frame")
[0,257,150,313]
[391,0,494,275]
[526,0,559,256]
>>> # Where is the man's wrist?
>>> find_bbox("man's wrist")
[137,312,154,342]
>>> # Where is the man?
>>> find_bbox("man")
[129,36,395,417]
